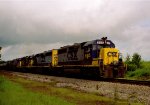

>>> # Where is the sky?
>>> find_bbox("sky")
[0,0,150,61]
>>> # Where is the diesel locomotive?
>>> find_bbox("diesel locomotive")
[6,37,125,78]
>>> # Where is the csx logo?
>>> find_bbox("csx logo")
[107,52,117,57]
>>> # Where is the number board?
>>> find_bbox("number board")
[106,41,110,45]
[97,40,111,45]
[97,41,104,44]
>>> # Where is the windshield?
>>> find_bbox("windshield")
[93,44,112,50]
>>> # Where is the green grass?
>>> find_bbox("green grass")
[126,61,150,80]
[0,76,74,105]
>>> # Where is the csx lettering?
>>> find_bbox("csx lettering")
[107,52,117,57]
[67,51,78,60]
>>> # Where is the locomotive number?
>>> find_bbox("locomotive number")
[85,53,91,59]
[107,52,117,57]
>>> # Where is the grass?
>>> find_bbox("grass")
[125,61,150,80]
[0,76,74,105]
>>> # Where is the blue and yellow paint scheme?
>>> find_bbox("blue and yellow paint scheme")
[7,37,125,78]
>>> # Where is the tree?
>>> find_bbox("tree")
[132,53,141,68]
[125,54,131,64]
[125,53,142,71]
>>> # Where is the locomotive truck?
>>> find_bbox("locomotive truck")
[6,37,125,78]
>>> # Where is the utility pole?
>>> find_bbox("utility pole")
[0,47,1,61]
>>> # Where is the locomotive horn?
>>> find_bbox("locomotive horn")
[101,37,107,45]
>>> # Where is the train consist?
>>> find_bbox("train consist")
[5,37,125,78]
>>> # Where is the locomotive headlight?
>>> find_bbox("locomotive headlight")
[113,61,118,65]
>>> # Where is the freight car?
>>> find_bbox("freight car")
[6,37,125,78]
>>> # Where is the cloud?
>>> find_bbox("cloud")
[0,0,150,60]
[1,42,68,60]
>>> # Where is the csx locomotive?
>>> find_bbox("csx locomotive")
[6,37,125,78]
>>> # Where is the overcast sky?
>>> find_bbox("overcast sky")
[0,0,150,61]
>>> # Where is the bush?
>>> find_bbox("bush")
[127,64,137,71]
[132,53,141,68]
[127,68,150,78]
[126,61,150,79]
[125,53,142,72]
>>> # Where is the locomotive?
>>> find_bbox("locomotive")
[6,37,125,78]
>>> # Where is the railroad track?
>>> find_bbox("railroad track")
[99,78,150,86]
[0,69,150,86]
[58,72,150,86]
